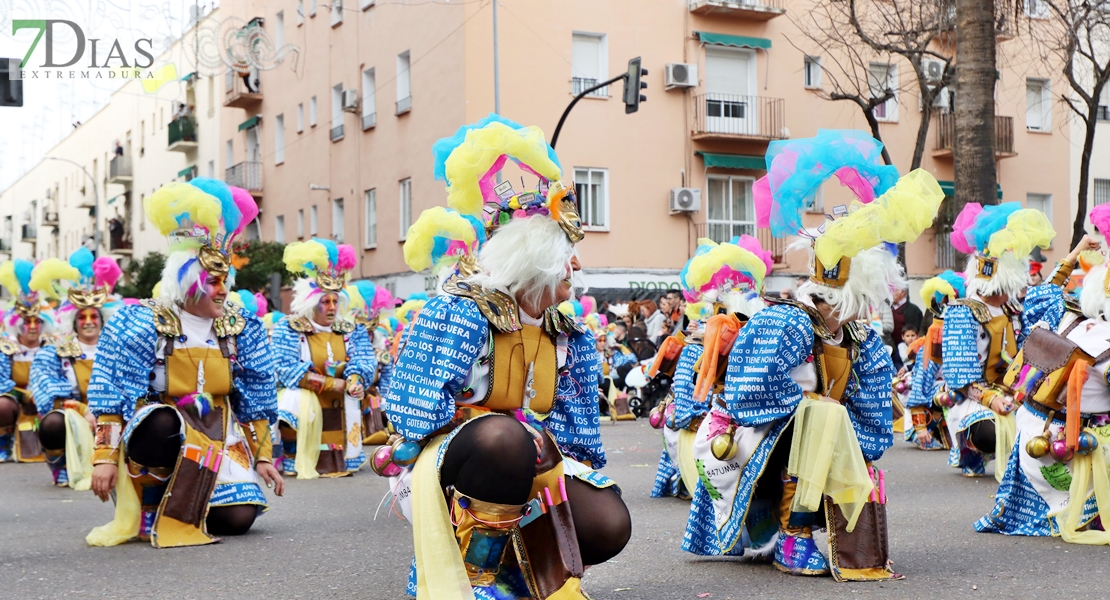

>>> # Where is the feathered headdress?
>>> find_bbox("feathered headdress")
[346,280,385,326]
[680,235,772,302]
[31,249,124,335]
[283,238,358,293]
[950,201,1053,282]
[402,207,487,274]
[396,293,428,325]
[0,259,41,321]
[920,270,966,315]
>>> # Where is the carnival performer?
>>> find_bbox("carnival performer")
[374,115,629,600]
[271,239,375,479]
[648,236,771,500]
[975,220,1106,541]
[29,249,123,489]
[903,271,965,451]
[0,258,54,463]
[938,202,1055,478]
[684,130,942,581]
[348,280,395,445]
[86,179,282,548]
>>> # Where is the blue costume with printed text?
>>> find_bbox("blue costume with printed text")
[651,342,705,498]
[0,349,18,462]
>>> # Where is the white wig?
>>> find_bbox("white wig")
[4,307,56,339]
[464,216,576,311]
[964,252,1029,300]
[290,277,350,320]
[1080,263,1110,322]
[706,288,766,319]
[794,244,906,322]
[158,250,237,306]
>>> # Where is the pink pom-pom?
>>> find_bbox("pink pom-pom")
[736,234,774,276]
[229,187,259,240]
[371,286,395,312]
[580,295,596,316]
[950,203,983,255]
[336,244,357,271]
[92,256,123,291]
[254,292,268,316]
[597,314,608,328]
[1092,204,1110,239]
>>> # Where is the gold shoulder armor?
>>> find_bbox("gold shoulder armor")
[442,274,522,333]
[55,340,82,358]
[214,300,248,338]
[542,305,583,338]
[140,299,182,337]
[951,298,992,324]
[333,319,356,335]
[0,338,18,356]
[288,316,314,333]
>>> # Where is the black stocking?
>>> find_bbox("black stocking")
[126,409,182,468]
[440,415,537,505]
[969,420,996,453]
[566,479,631,565]
[207,505,259,536]
[0,395,17,429]
[38,411,66,450]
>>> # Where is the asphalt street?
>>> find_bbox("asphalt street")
[3,421,1110,600]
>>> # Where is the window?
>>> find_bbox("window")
[396,52,412,114]
[309,0,317,17]
[1026,78,1052,131]
[571,33,608,97]
[331,83,345,141]
[706,176,756,243]
[1099,86,1109,122]
[331,0,344,26]
[361,0,375,9]
[1096,179,1110,206]
[365,188,377,248]
[297,209,305,238]
[297,0,305,24]
[1025,0,1049,18]
[275,215,286,243]
[399,178,412,240]
[275,11,284,48]
[207,160,214,178]
[247,220,261,241]
[225,139,233,169]
[297,103,304,132]
[869,63,898,121]
[274,114,285,164]
[310,205,318,235]
[573,168,608,230]
[332,198,344,242]
[1027,193,1052,227]
[804,55,822,89]
[310,96,318,127]
[362,68,377,130]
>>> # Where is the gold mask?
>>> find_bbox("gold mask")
[810,255,852,289]
[197,245,231,277]
[550,184,585,243]
[13,300,41,320]
[316,272,345,293]
[68,286,109,310]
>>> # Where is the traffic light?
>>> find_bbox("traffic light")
[0,58,23,107]
[623,56,647,114]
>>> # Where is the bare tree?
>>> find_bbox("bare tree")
[1024,0,1110,247]
[955,0,1001,208]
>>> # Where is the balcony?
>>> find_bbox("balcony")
[692,93,788,141]
[225,161,263,196]
[224,70,262,109]
[362,112,376,131]
[0,237,11,253]
[689,0,785,20]
[21,225,36,242]
[696,223,786,265]
[109,155,132,183]
[42,209,59,228]
[330,124,345,142]
[396,95,412,115]
[168,116,198,152]
[572,77,608,98]
[109,235,133,255]
[932,113,1016,159]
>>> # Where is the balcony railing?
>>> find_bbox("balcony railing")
[396,95,412,115]
[693,94,787,140]
[362,112,377,130]
[0,237,10,252]
[689,0,785,19]
[109,235,133,254]
[42,209,59,227]
[168,115,198,151]
[696,223,786,265]
[21,224,36,242]
[225,161,263,193]
[572,77,608,97]
[224,69,263,109]
[933,113,1016,157]
[330,124,345,142]
[109,154,132,183]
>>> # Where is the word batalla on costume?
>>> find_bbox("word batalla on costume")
[371,114,630,600]
[85,178,282,549]
[684,130,943,581]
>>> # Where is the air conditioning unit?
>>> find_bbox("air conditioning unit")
[342,89,360,112]
[924,59,946,84]
[669,187,701,214]
[665,63,698,90]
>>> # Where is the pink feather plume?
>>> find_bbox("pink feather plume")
[371,286,395,312]
[580,295,596,316]
[254,292,269,316]
[92,256,123,291]
[736,234,774,276]
[950,203,983,255]
[337,244,357,271]
[1092,204,1110,239]
[229,186,259,240]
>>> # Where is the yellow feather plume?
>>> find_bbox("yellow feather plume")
[0,261,17,299]
[395,299,426,324]
[144,182,223,236]
[29,258,80,299]
[403,207,478,272]
[987,209,1055,258]
[282,240,330,275]
[151,281,163,299]
[919,277,956,307]
[683,242,768,294]
[444,122,562,216]
[685,301,709,322]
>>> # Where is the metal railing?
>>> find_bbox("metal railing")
[934,114,1014,155]
[330,124,345,141]
[0,238,10,252]
[396,95,412,115]
[109,235,133,252]
[362,112,377,130]
[224,69,262,107]
[225,161,263,192]
[689,0,785,12]
[572,77,608,97]
[168,115,198,146]
[693,93,787,140]
[695,223,786,264]
[21,224,36,241]
[109,154,132,180]
[42,209,59,225]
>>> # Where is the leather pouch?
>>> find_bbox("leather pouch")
[162,456,219,527]
[824,496,899,581]
[519,504,584,598]
[178,405,226,442]
[316,448,347,474]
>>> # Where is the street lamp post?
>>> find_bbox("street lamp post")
[44,156,100,255]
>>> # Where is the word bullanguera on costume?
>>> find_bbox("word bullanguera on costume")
[11,20,155,79]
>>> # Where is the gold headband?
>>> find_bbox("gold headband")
[197,245,231,277]
[810,255,852,289]
[316,272,346,293]
[68,286,109,310]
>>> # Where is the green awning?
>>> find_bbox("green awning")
[177,165,196,178]
[696,32,771,50]
[937,180,1003,200]
[696,152,764,170]
[238,115,260,131]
